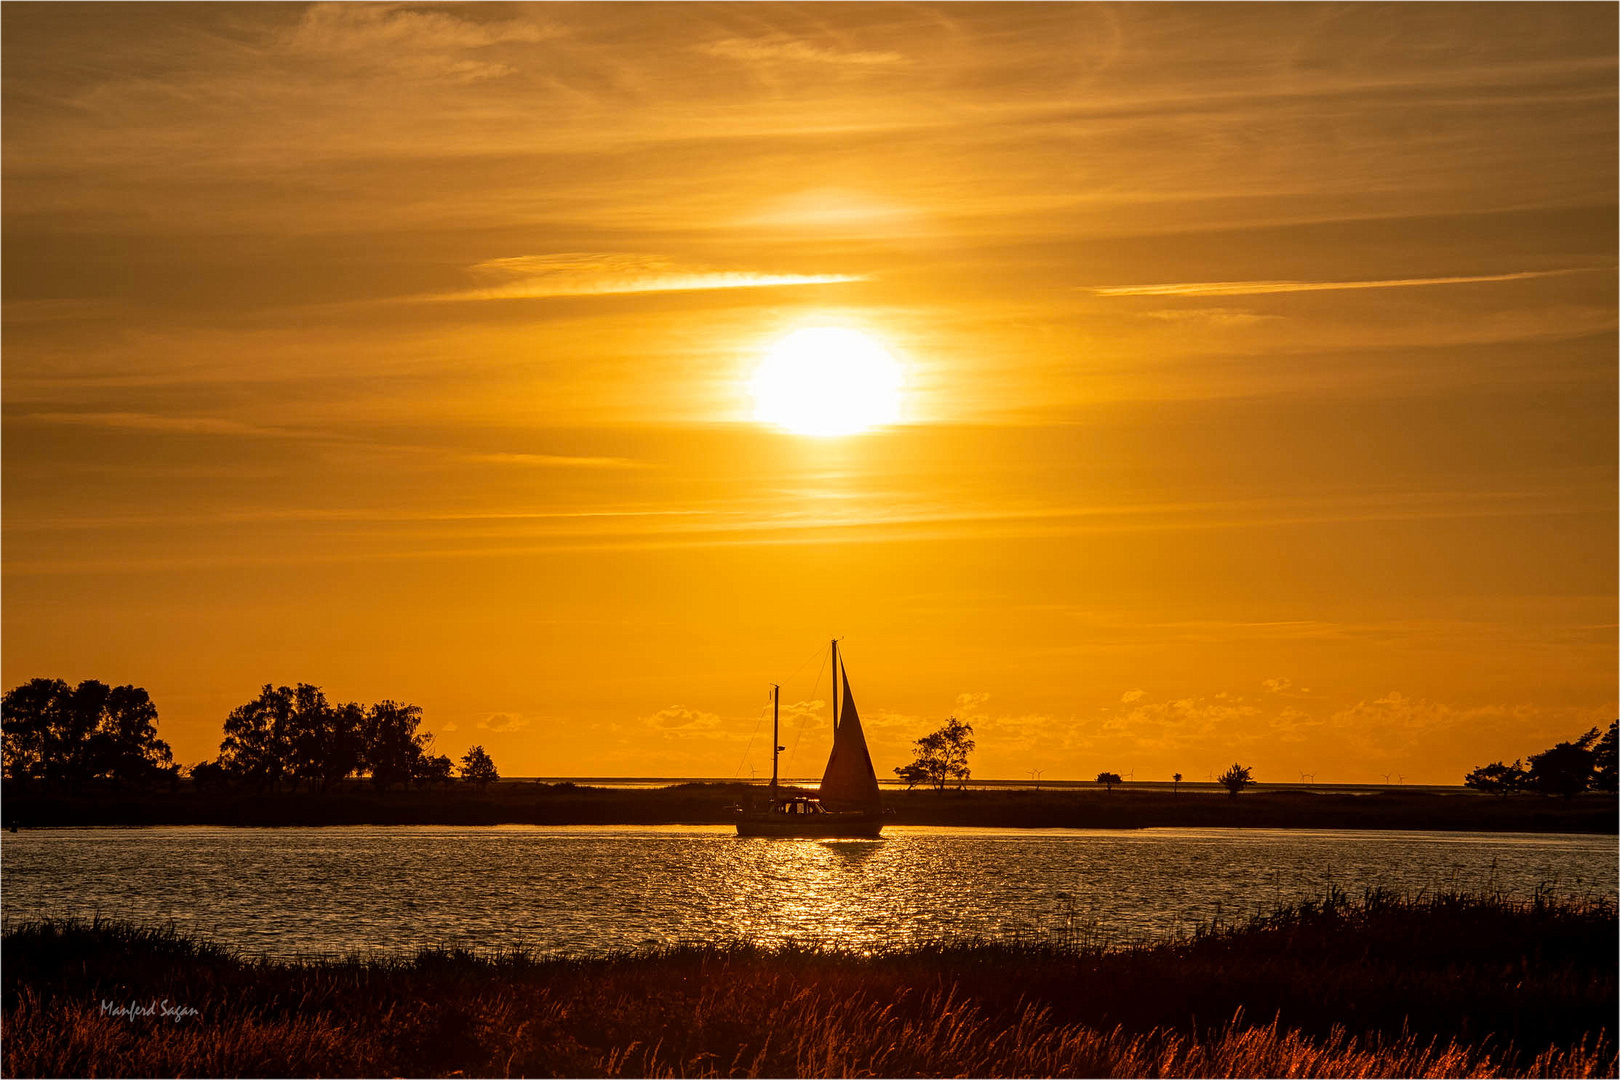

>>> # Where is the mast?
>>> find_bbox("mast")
[831,638,839,731]
[769,683,779,798]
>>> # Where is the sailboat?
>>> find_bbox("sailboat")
[735,640,885,838]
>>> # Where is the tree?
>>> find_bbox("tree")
[460,745,499,788]
[1172,772,1183,795]
[1096,771,1122,792]
[93,684,175,786]
[895,717,975,791]
[1463,760,1528,796]
[364,700,430,790]
[218,684,296,789]
[2,678,175,789]
[2,678,65,784]
[892,761,930,790]
[415,752,455,787]
[1595,721,1618,793]
[1526,729,1600,798]
[1217,763,1254,798]
[188,759,227,792]
[319,702,367,791]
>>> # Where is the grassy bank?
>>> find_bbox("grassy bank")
[4,781,1616,832]
[3,891,1614,1077]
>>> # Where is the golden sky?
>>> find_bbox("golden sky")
[4,3,1615,784]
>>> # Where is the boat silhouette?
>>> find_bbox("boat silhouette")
[735,640,885,838]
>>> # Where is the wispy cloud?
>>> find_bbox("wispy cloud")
[1140,307,1278,326]
[15,412,301,438]
[1089,270,1582,297]
[426,253,863,301]
[283,4,555,84]
[456,452,642,469]
[11,412,643,470]
[698,37,906,66]
[477,713,529,733]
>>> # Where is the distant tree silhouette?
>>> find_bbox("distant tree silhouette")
[320,702,367,790]
[1463,760,1528,796]
[188,759,227,792]
[2,678,175,788]
[1172,772,1183,795]
[896,717,975,791]
[1595,721,1618,793]
[1463,726,1612,798]
[460,745,499,788]
[1217,763,1255,798]
[364,700,430,790]
[892,761,930,790]
[415,752,455,787]
[1526,729,1602,798]
[1095,771,1122,792]
[217,685,292,789]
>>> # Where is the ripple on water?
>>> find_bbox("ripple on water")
[1,825,1613,958]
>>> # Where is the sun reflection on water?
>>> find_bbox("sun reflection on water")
[2,826,1613,959]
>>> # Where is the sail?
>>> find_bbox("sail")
[819,660,881,812]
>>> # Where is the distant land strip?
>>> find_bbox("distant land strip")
[4,782,1613,833]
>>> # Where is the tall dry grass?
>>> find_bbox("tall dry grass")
[4,891,1614,1078]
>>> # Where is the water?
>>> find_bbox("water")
[2,826,1613,958]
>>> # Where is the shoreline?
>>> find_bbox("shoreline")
[4,782,1614,833]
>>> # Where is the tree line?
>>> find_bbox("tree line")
[1463,722,1617,797]
[2,678,500,792]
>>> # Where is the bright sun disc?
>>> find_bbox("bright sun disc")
[750,328,902,436]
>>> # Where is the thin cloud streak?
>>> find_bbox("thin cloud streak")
[698,37,907,66]
[421,252,864,302]
[4,489,1590,575]
[1089,269,1587,297]
[9,412,643,470]
[434,272,864,302]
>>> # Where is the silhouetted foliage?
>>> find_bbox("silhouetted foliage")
[1096,771,1123,792]
[1595,721,1618,793]
[364,700,432,790]
[210,685,443,792]
[892,762,930,790]
[187,759,227,792]
[1527,729,1601,798]
[1172,772,1183,795]
[1464,759,1529,796]
[1217,763,1255,798]
[460,745,499,788]
[895,716,975,791]
[415,752,455,787]
[1,678,175,788]
[1465,725,1615,798]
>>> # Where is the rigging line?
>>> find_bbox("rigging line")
[779,640,831,690]
[731,690,772,780]
[782,645,829,780]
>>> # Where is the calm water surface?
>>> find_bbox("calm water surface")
[3,826,1613,958]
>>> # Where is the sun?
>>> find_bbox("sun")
[750,327,903,436]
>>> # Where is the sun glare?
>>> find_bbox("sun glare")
[750,328,903,436]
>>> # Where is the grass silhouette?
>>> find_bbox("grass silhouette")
[4,888,1614,1077]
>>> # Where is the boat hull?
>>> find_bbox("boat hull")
[735,814,884,838]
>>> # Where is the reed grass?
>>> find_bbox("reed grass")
[4,891,1614,1078]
